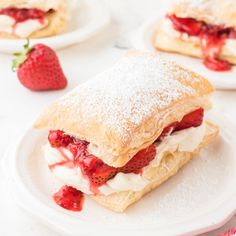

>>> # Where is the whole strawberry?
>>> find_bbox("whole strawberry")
[12,40,67,91]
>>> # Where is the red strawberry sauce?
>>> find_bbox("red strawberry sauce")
[53,185,84,212]
[50,108,203,211]
[167,14,236,71]
[0,7,46,23]
[48,108,204,195]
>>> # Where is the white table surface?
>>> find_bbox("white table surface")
[0,0,235,235]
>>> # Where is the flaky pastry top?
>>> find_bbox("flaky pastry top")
[35,50,214,167]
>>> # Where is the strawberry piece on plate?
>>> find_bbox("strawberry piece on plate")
[53,185,84,212]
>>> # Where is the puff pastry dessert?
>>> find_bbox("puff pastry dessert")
[154,0,236,71]
[0,0,68,38]
[35,50,219,212]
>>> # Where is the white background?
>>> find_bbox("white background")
[0,0,236,235]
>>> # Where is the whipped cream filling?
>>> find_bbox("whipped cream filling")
[160,18,236,56]
[0,14,48,37]
[44,122,206,195]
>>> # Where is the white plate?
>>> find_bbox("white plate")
[132,16,236,90]
[0,0,110,53]
[2,114,236,236]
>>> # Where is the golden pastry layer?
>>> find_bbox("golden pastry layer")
[169,0,236,28]
[35,50,214,168]
[93,121,219,212]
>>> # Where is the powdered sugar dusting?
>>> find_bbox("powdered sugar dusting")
[61,54,196,140]
[176,0,214,9]
[174,0,236,22]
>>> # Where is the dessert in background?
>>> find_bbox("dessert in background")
[154,0,236,71]
[0,0,68,38]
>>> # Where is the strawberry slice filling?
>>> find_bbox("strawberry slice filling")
[0,7,49,24]
[167,14,236,71]
[48,108,204,194]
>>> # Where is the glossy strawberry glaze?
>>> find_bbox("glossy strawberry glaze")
[157,108,203,141]
[48,108,204,196]
[53,185,84,212]
[0,7,46,23]
[167,14,236,71]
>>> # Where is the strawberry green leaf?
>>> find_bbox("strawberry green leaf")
[12,39,32,72]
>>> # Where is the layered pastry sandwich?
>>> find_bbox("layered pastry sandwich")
[154,0,236,71]
[35,50,219,212]
[0,0,68,38]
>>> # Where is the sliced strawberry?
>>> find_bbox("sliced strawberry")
[175,108,204,131]
[156,108,204,141]
[157,122,178,142]
[119,144,156,174]
[67,140,88,157]
[167,14,203,36]
[72,144,117,187]
[53,185,84,212]
[77,154,104,174]
[48,130,73,148]
[48,107,203,192]
[90,165,117,186]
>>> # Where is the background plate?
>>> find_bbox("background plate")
[132,17,236,90]
[0,0,110,53]
[2,114,236,236]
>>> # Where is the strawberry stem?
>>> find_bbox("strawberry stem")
[12,39,32,72]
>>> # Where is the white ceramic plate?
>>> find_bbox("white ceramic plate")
[132,17,236,90]
[0,0,110,53]
[2,114,236,236]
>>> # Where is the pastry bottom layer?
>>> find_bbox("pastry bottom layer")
[154,27,236,65]
[92,121,219,212]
